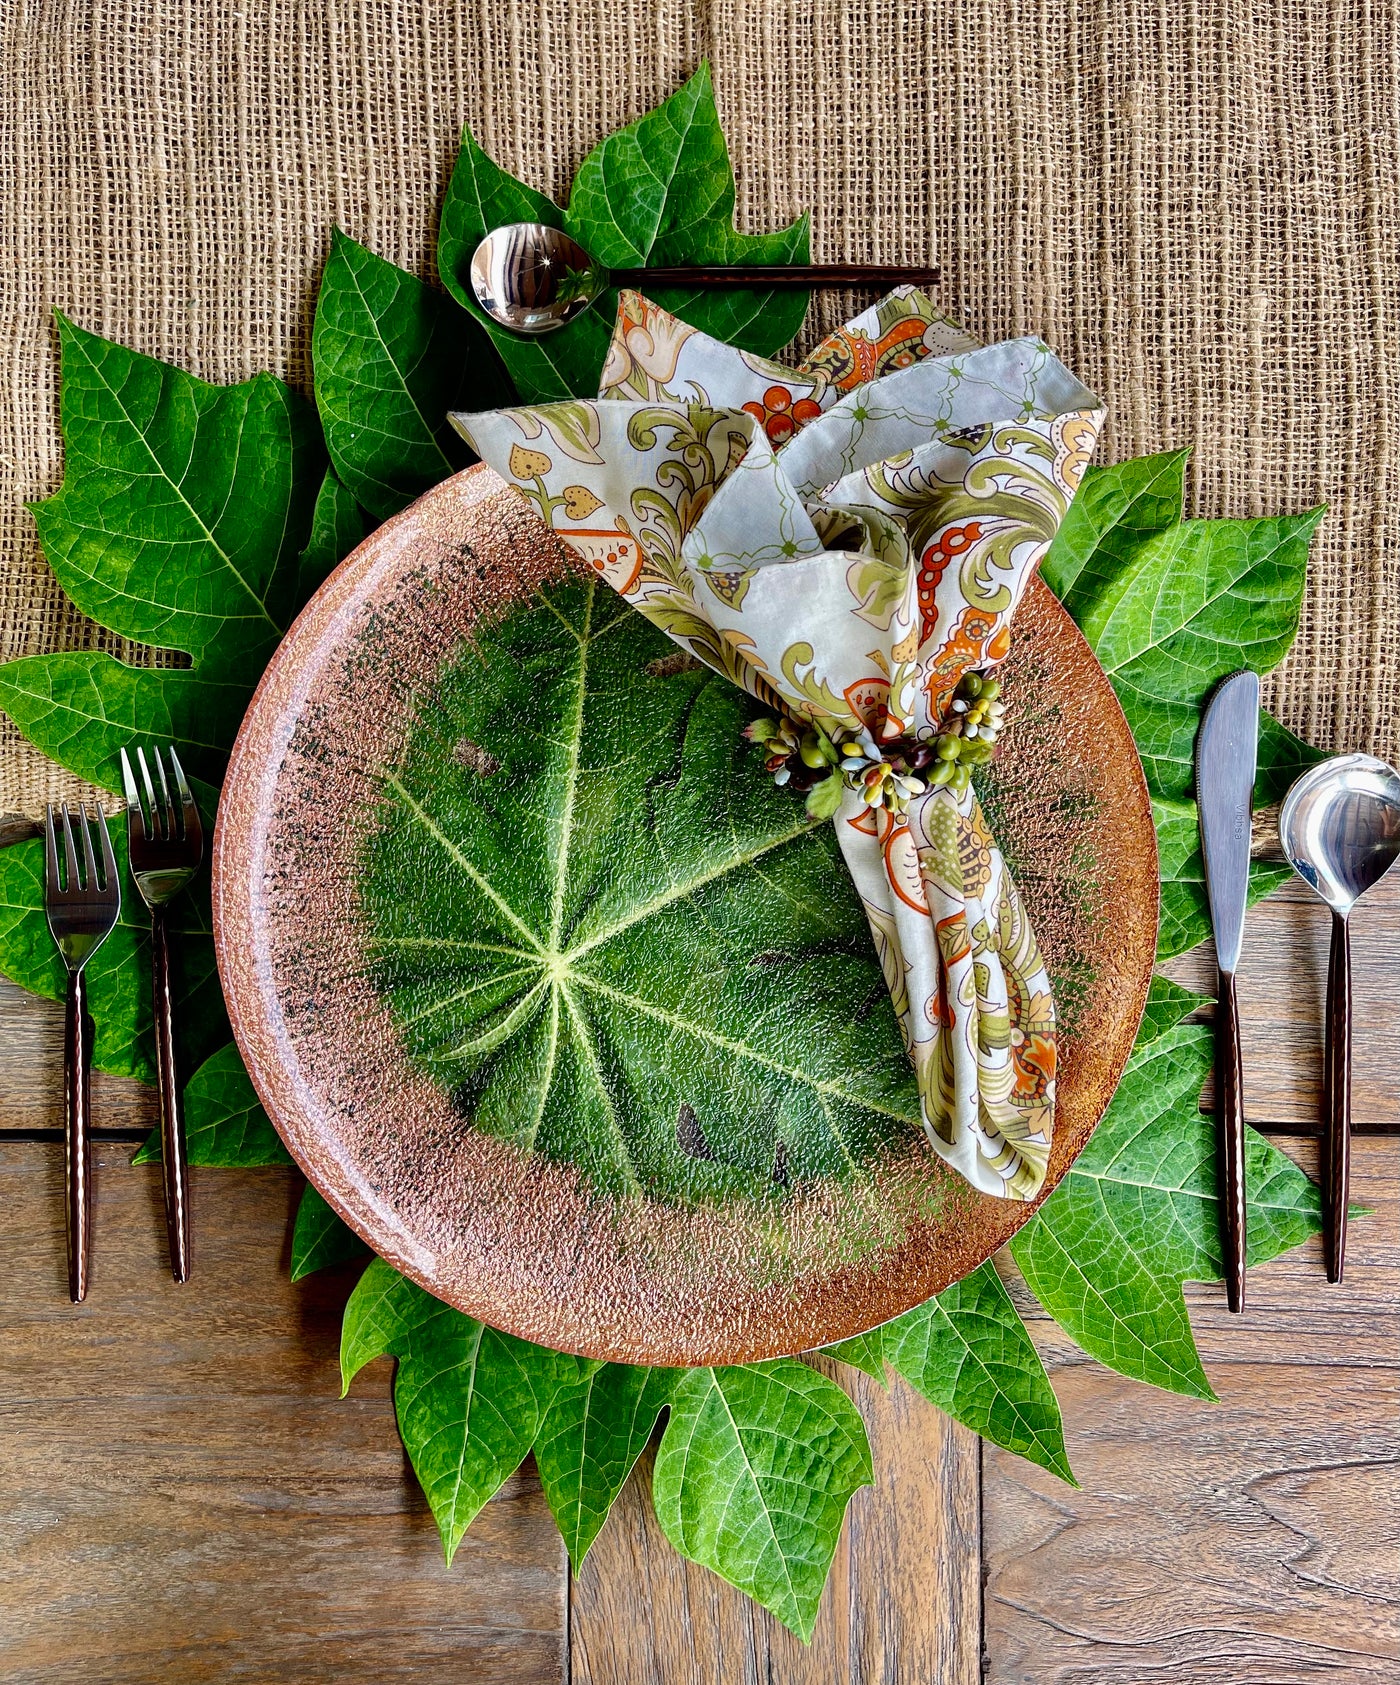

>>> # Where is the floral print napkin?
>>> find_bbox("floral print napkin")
[452,288,1104,1201]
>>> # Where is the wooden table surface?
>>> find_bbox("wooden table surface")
[1,865,1396,1683]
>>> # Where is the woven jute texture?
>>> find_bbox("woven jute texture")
[2,1,1396,814]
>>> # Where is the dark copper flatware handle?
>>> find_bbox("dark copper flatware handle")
[610,263,940,289]
[64,970,92,1303]
[151,905,191,1283]
[1323,909,1352,1284]
[1216,968,1247,1313]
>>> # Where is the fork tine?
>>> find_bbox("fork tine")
[152,746,175,838]
[96,800,119,894]
[136,746,162,841]
[59,804,82,890]
[119,746,146,844]
[77,802,100,890]
[44,804,61,896]
[167,747,201,846]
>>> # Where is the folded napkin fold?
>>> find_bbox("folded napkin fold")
[452,288,1104,1202]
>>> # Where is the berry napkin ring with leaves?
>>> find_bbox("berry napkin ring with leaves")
[453,287,1105,1201]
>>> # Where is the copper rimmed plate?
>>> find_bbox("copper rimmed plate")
[214,465,1158,1366]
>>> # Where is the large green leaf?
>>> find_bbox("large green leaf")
[338,1258,870,1634]
[132,1041,289,1166]
[534,1361,680,1570]
[651,1359,873,1641]
[361,575,921,1206]
[0,818,226,1085]
[298,467,366,602]
[1059,499,1321,804]
[1043,453,1322,800]
[290,1185,370,1279]
[1009,1022,1324,1397]
[438,62,810,403]
[0,318,324,799]
[1154,796,1297,962]
[1040,449,1189,601]
[341,1258,593,1561]
[831,1259,1073,1483]
[0,325,371,1083]
[312,230,510,521]
[1041,451,1322,960]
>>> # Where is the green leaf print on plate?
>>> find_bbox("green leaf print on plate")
[359,575,924,1206]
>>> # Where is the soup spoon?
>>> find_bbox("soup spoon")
[469,222,940,335]
[1278,753,1400,1282]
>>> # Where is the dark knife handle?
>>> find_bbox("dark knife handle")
[1323,909,1352,1284]
[1216,968,1247,1313]
[151,905,191,1283]
[610,264,940,289]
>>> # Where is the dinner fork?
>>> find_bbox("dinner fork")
[44,803,121,1302]
[121,746,204,1283]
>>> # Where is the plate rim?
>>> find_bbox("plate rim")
[213,464,1160,1364]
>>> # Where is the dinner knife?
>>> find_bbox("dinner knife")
[1196,669,1260,1314]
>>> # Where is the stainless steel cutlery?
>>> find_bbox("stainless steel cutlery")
[43,802,121,1302]
[469,221,941,336]
[1200,673,1400,1296]
[1278,754,1400,1282]
[1196,670,1260,1313]
[121,745,204,1284]
[42,746,204,1299]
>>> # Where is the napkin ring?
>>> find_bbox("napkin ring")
[745,668,1006,820]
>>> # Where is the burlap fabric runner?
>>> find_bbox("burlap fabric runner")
[2,1,1395,816]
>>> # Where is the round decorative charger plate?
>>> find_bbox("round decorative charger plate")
[214,464,1159,1367]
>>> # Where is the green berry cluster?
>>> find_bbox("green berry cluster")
[743,667,1007,818]
[925,672,1005,793]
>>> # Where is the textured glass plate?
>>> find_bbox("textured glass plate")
[214,466,1158,1366]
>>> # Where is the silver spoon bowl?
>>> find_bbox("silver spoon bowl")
[1279,752,1400,1282]
[469,222,941,336]
[471,224,604,334]
[1279,753,1400,912]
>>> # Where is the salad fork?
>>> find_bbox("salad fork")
[121,746,204,1283]
[44,802,121,1302]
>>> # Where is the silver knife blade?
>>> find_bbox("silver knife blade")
[1197,669,1260,975]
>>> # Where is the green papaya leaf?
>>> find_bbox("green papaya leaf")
[1009,1023,1324,1398]
[438,62,810,403]
[341,1258,594,1561]
[534,1362,681,1570]
[291,1184,369,1279]
[312,230,510,521]
[829,1259,1073,1483]
[298,468,366,603]
[1,318,324,799]
[1070,506,1322,804]
[1153,796,1297,963]
[1255,709,1327,805]
[31,316,324,675]
[361,575,921,1206]
[1136,973,1210,1041]
[0,657,245,799]
[133,1041,290,1166]
[651,1359,872,1640]
[1042,447,1322,960]
[1040,449,1188,601]
[824,1329,888,1382]
[0,819,226,1085]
